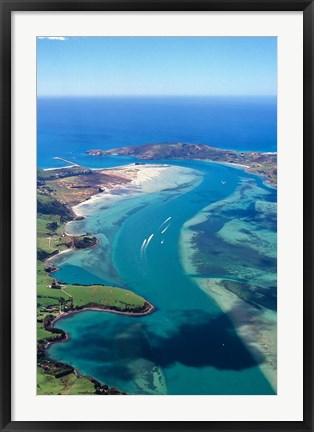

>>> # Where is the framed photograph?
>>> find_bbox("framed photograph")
[1,0,313,430]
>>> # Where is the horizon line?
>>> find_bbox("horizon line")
[37,94,277,98]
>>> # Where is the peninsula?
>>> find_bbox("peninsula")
[87,142,277,185]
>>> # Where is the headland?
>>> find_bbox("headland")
[87,142,277,186]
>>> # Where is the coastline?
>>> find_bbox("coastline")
[202,159,276,188]
[39,158,277,394]
[40,293,155,395]
[45,301,155,350]
[39,162,202,393]
[69,163,203,219]
[51,301,155,330]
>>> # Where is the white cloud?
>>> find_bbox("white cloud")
[37,36,68,41]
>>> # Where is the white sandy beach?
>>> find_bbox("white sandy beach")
[223,162,250,169]
[72,164,203,218]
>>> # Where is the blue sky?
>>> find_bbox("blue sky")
[37,37,277,97]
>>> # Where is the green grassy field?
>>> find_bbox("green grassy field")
[37,261,147,343]
[64,284,146,310]
[37,212,71,256]
[37,261,68,343]
[37,261,68,303]
[37,322,56,341]
[37,368,95,395]
[37,213,62,234]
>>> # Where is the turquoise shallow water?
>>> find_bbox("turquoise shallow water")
[48,160,276,395]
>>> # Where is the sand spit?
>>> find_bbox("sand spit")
[72,164,202,218]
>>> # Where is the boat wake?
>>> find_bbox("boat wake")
[158,216,172,230]
[161,223,171,234]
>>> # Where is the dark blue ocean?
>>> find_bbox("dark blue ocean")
[38,96,276,169]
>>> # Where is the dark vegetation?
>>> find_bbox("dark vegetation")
[72,236,98,249]
[37,194,73,222]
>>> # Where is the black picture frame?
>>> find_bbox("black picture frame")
[1,1,313,430]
